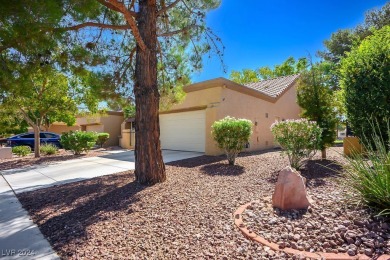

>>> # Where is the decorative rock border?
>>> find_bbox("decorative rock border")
[234,201,390,260]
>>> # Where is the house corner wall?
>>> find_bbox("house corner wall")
[214,82,301,153]
[100,114,124,147]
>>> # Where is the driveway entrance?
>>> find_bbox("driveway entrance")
[1,149,203,194]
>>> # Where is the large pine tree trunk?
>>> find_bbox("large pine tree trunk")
[134,0,166,184]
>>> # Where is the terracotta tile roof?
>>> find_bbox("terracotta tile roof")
[244,74,300,98]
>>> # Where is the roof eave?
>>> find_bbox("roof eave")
[184,78,277,103]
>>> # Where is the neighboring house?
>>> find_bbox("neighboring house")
[338,129,346,139]
[121,74,302,155]
[39,111,124,147]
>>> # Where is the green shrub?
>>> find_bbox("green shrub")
[12,146,31,156]
[60,131,98,155]
[271,119,322,170]
[340,26,390,147]
[343,122,390,216]
[96,133,110,148]
[40,143,58,155]
[211,116,253,165]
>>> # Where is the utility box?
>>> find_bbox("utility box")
[0,147,12,159]
[343,136,363,156]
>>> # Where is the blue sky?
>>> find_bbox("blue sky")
[191,0,388,82]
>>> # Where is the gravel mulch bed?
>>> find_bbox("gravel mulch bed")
[242,151,390,259]
[0,147,122,171]
[17,147,388,259]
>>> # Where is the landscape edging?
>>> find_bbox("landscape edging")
[234,201,390,260]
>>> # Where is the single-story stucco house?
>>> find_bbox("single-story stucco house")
[43,111,124,147]
[120,74,302,155]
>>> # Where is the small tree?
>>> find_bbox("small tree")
[271,119,322,170]
[96,133,110,148]
[0,67,78,158]
[297,62,338,159]
[211,116,253,165]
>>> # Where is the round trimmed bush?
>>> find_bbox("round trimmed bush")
[211,116,253,165]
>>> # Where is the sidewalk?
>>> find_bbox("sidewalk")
[0,176,59,259]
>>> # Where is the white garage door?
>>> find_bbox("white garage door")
[160,110,206,152]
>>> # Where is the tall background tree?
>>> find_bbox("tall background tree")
[318,2,390,90]
[297,62,337,159]
[229,56,308,84]
[0,1,113,157]
[340,25,390,147]
[311,2,390,140]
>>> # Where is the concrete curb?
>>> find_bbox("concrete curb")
[234,201,390,260]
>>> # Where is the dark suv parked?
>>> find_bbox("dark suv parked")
[7,132,62,149]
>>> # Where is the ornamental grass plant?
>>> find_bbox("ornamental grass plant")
[12,145,31,156]
[343,122,390,216]
[40,143,58,155]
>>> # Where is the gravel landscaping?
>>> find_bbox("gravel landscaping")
[17,147,389,259]
[243,191,390,258]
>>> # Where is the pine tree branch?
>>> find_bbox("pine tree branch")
[158,25,194,37]
[96,0,137,17]
[60,22,130,31]
[157,0,181,16]
[107,0,147,51]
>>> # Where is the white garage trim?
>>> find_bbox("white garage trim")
[160,110,206,152]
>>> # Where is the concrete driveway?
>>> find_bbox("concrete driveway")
[0,149,202,260]
[1,149,203,194]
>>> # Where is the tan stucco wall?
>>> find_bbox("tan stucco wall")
[99,114,124,147]
[119,129,135,149]
[214,82,301,155]
[86,124,104,133]
[167,81,301,156]
[47,112,124,147]
[47,125,80,134]
[76,115,101,126]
